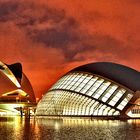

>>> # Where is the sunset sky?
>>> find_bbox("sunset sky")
[0,0,139,99]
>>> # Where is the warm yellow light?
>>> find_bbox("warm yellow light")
[2,89,28,97]
[127,110,140,118]
[54,122,60,131]
[17,89,28,96]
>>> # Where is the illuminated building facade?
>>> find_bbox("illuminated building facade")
[36,62,140,118]
[0,61,36,115]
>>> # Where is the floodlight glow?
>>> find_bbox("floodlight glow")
[2,89,28,97]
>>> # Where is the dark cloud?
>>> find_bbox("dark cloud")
[71,34,127,62]
[33,28,78,47]
[2,1,79,48]
[28,16,79,48]
[0,1,19,22]
[0,0,129,63]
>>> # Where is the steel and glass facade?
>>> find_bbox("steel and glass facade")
[36,62,140,118]
[36,71,134,117]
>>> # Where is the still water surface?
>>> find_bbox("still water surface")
[0,116,140,140]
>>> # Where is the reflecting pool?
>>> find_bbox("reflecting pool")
[0,116,140,140]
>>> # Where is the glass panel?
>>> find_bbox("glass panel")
[85,99,92,115]
[108,88,126,106]
[93,104,102,115]
[101,85,118,102]
[109,100,116,106]
[98,105,107,115]
[89,101,99,115]
[92,81,110,99]
[103,106,111,115]
[117,93,133,110]
[108,108,115,116]
[114,111,120,116]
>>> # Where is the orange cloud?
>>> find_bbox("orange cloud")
[0,0,139,98]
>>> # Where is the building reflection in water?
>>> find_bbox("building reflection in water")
[0,116,140,140]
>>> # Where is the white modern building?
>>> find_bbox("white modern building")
[36,62,140,118]
[0,61,36,115]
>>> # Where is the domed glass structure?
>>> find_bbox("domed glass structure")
[36,62,140,118]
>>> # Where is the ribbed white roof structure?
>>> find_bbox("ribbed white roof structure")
[36,62,140,118]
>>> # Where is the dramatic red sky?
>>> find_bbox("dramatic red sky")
[0,0,139,99]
